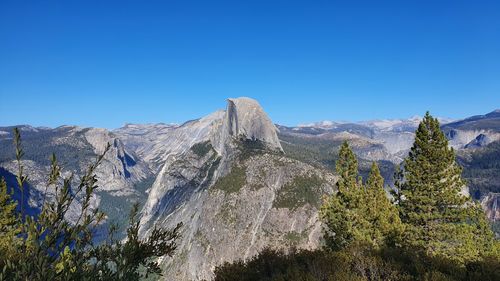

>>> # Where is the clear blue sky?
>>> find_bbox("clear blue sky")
[1,0,499,128]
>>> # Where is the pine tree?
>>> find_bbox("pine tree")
[0,177,17,232]
[395,112,496,264]
[335,141,359,193]
[321,143,403,250]
[364,162,402,247]
[320,141,368,250]
[0,177,20,264]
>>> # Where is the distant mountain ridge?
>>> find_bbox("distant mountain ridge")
[298,115,455,132]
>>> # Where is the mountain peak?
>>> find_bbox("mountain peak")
[214,97,283,152]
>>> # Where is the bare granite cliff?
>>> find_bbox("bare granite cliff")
[213,97,283,154]
[138,97,333,280]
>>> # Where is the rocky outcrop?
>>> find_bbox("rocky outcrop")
[113,123,182,170]
[445,129,500,149]
[482,193,500,225]
[2,103,499,280]
[83,128,151,195]
[465,134,492,149]
[213,98,283,153]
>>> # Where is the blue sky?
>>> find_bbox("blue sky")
[1,0,499,128]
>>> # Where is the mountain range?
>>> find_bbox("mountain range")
[0,98,499,280]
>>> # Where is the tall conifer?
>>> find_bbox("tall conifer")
[396,112,495,263]
[0,177,20,261]
[321,142,363,249]
[365,162,402,247]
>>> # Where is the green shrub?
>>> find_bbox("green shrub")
[213,244,500,281]
[191,141,213,158]
[213,165,247,194]
[0,128,182,281]
[273,175,324,210]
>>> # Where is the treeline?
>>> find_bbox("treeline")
[214,113,500,281]
[0,129,182,281]
[459,140,500,198]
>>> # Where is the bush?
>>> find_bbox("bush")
[213,244,500,281]
[273,175,324,210]
[212,165,247,194]
[0,128,182,281]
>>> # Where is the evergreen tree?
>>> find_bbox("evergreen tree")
[322,143,406,250]
[335,141,359,193]
[0,177,18,234]
[364,162,402,247]
[320,141,368,250]
[0,177,20,265]
[395,112,496,264]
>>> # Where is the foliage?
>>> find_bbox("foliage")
[321,142,401,250]
[279,133,339,170]
[335,141,360,191]
[0,177,20,265]
[273,175,324,210]
[279,133,396,185]
[191,141,213,158]
[320,141,365,250]
[458,140,500,198]
[88,204,182,280]
[212,165,247,194]
[213,243,500,281]
[364,162,403,247]
[0,128,182,281]
[394,112,497,264]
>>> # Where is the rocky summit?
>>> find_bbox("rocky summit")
[138,97,330,280]
[215,97,283,153]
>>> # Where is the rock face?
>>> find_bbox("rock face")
[442,110,500,149]
[0,125,153,228]
[113,123,182,171]
[140,97,283,232]
[137,97,332,280]
[214,98,283,153]
[482,193,500,222]
[83,128,151,195]
[141,151,334,281]
[445,129,500,149]
[465,134,491,149]
[138,111,225,229]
